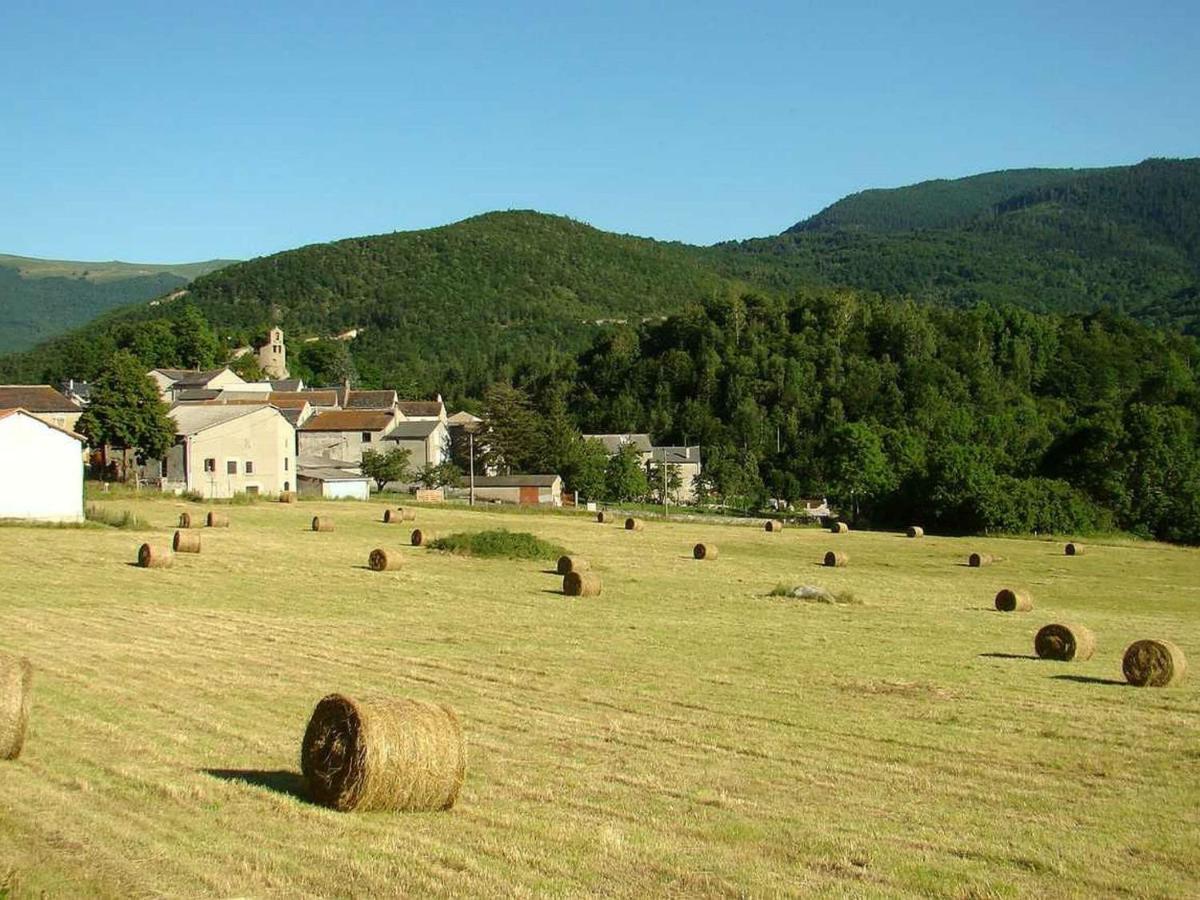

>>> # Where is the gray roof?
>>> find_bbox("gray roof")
[270,378,304,391]
[471,474,561,488]
[383,420,444,440]
[651,446,701,464]
[154,367,234,388]
[168,404,276,435]
[583,433,653,454]
[298,468,369,482]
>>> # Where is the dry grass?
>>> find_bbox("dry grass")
[0,497,1198,896]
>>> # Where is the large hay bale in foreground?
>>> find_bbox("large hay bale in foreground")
[173,530,201,553]
[1065,542,1085,556]
[596,511,613,524]
[830,521,849,534]
[1123,640,1188,687]
[368,548,401,572]
[137,543,173,568]
[906,525,924,538]
[823,551,848,568]
[968,552,993,568]
[556,555,589,575]
[301,694,466,812]
[0,652,32,760]
[178,512,193,529]
[765,519,784,533]
[625,517,644,532]
[563,571,602,597]
[206,511,229,528]
[693,542,718,560]
[1035,623,1096,661]
[994,588,1033,612]
[312,516,334,533]
[410,528,428,547]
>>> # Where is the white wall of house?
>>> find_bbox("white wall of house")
[146,407,296,498]
[0,412,84,522]
[297,428,389,464]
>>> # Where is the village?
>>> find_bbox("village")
[0,328,711,522]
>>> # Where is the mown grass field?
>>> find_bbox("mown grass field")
[1,497,1197,897]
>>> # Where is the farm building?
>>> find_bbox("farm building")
[140,404,296,498]
[149,366,246,402]
[382,419,451,469]
[0,408,84,522]
[0,385,83,433]
[297,409,400,463]
[461,474,563,506]
[297,467,370,500]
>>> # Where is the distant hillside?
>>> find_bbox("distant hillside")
[0,255,234,353]
[712,158,1200,332]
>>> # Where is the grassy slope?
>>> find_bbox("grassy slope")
[0,497,1196,896]
[0,256,235,355]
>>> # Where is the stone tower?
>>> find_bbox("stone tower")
[257,327,289,379]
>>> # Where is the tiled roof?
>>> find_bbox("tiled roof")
[345,390,397,410]
[298,410,395,432]
[383,420,443,439]
[277,390,338,407]
[0,385,81,413]
[397,400,443,417]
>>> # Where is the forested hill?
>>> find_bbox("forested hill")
[0,255,234,354]
[711,158,1200,332]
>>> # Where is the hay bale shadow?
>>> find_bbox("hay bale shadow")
[1050,675,1127,687]
[979,652,1040,660]
[539,569,559,575]
[202,768,315,803]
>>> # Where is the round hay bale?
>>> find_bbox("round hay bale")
[368,548,401,572]
[1034,623,1096,662]
[383,509,398,524]
[0,652,32,761]
[906,525,924,538]
[994,588,1033,612]
[173,530,201,553]
[137,543,173,569]
[625,517,644,532]
[301,694,466,812]
[596,510,613,524]
[398,508,416,522]
[765,519,784,533]
[556,555,589,575]
[279,492,296,504]
[410,528,427,547]
[206,511,229,528]
[823,551,848,568]
[693,542,718,560]
[1122,640,1188,687]
[1065,542,1085,556]
[178,512,192,529]
[830,521,849,534]
[563,571,602,597]
[312,516,334,533]
[968,552,993,567]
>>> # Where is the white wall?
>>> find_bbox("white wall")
[0,413,83,522]
[324,479,369,500]
[184,408,296,498]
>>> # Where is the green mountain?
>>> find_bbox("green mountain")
[0,254,235,354]
[4,157,1199,395]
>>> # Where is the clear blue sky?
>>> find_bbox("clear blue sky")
[2,0,1197,261]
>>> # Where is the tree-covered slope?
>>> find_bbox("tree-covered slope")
[0,255,234,353]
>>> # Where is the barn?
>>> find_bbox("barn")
[465,474,563,506]
[0,408,85,522]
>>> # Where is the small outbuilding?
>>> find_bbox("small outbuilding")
[0,408,85,522]
[297,467,371,500]
[461,474,563,506]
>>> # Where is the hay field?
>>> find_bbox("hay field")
[1,498,1198,897]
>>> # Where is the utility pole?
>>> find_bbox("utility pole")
[468,428,476,507]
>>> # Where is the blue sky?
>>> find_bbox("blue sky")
[1,1,1197,261]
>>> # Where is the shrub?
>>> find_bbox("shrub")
[85,504,151,530]
[426,529,567,560]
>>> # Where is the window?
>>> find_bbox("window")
[245,485,259,496]
[204,458,216,473]
[284,458,289,471]
[245,461,254,474]
[160,459,168,477]
[226,460,237,475]
[362,432,372,443]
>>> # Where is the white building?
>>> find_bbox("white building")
[141,404,296,498]
[0,409,84,522]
